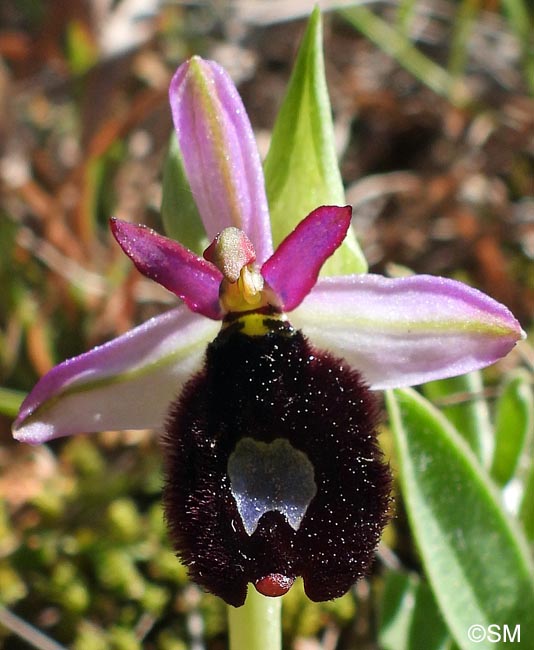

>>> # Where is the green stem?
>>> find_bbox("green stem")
[501,0,534,95]
[447,0,480,79]
[395,0,417,36]
[0,387,25,418]
[228,589,282,650]
[340,6,472,108]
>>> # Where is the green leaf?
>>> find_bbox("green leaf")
[520,461,534,542]
[339,6,471,107]
[160,135,208,254]
[501,0,534,95]
[447,0,479,79]
[409,580,450,650]
[386,387,534,650]
[379,571,451,650]
[379,571,416,650]
[65,20,98,76]
[395,0,418,36]
[423,371,492,466]
[263,7,367,276]
[490,371,534,486]
[0,387,25,418]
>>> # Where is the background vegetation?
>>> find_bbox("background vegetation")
[1,1,533,648]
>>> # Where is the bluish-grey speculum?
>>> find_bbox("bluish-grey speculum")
[227,437,317,535]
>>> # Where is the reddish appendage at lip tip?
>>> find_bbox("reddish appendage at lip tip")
[254,574,295,597]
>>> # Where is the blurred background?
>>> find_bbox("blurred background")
[0,1,533,649]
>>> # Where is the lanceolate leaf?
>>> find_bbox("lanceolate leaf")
[409,580,451,650]
[520,464,534,542]
[379,571,416,650]
[490,371,534,487]
[423,371,492,467]
[161,135,208,254]
[263,7,367,276]
[379,570,451,650]
[386,388,534,650]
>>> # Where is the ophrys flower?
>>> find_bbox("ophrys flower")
[13,56,524,607]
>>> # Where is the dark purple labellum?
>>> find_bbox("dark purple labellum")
[162,317,391,607]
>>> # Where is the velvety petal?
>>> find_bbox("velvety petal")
[13,308,219,444]
[169,57,273,264]
[290,274,525,389]
[111,218,223,320]
[261,206,352,311]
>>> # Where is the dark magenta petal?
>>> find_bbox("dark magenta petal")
[111,218,223,320]
[261,205,352,311]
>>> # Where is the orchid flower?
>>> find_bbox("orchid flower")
[13,56,524,608]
